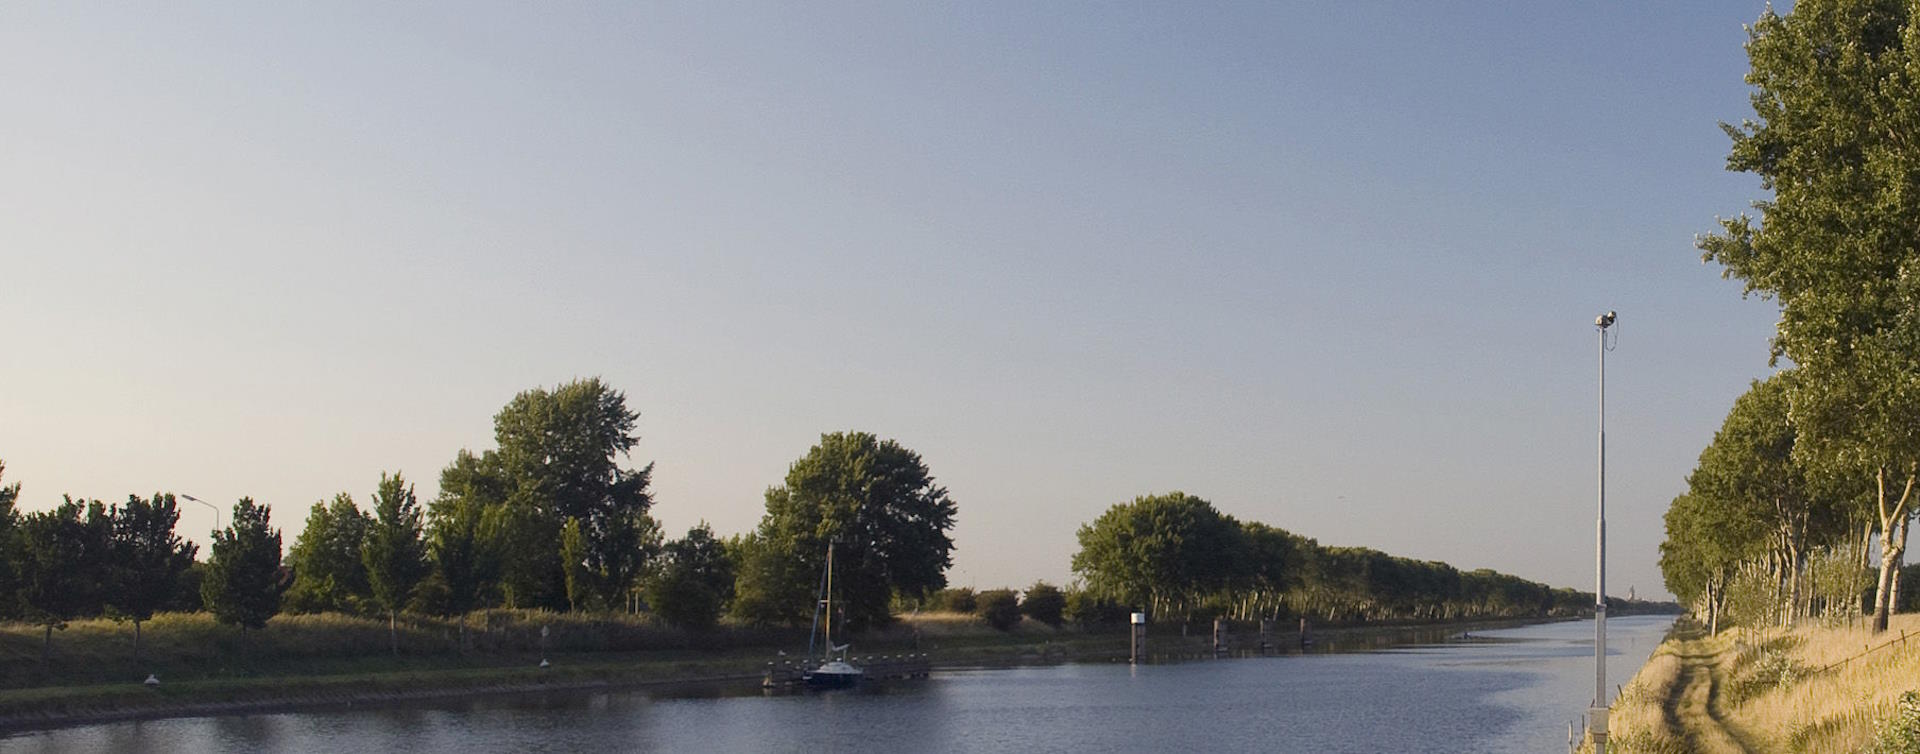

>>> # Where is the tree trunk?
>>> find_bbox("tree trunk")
[1890,515,1910,614]
[134,619,143,667]
[1871,467,1916,633]
[41,624,52,674]
[389,610,399,656]
[1784,542,1802,628]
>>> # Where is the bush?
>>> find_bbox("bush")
[976,589,1021,631]
[1863,690,1920,754]
[1020,582,1065,628]
[932,587,977,614]
[1064,589,1129,628]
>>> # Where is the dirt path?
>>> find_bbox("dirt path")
[1656,643,1754,754]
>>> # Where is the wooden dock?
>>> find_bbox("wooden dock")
[761,653,933,689]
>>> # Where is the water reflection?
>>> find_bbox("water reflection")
[1,615,1672,754]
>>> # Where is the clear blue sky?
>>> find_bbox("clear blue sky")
[1,3,1783,599]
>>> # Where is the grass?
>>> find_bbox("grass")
[0,609,1584,733]
[1594,612,1920,753]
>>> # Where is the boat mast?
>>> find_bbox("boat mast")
[824,541,835,654]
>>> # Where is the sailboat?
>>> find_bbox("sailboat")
[802,541,864,689]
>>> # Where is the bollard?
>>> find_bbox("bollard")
[1130,612,1147,665]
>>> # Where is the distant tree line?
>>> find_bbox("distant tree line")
[0,379,962,659]
[1068,492,1593,627]
[1667,0,1920,634]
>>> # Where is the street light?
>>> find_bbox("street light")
[1590,310,1616,753]
[179,494,221,533]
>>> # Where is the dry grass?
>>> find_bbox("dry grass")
[1731,613,1920,752]
[1601,613,1920,753]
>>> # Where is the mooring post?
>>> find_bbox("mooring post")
[1130,611,1147,665]
[1213,618,1227,655]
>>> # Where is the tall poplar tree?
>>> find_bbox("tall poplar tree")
[363,472,427,655]
[1699,0,1920,632]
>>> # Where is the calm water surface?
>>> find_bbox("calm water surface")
[3,615,1672,753]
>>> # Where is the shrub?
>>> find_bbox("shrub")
[932,587,977,614]
[1020,582,1065,628]
[976,589,1021,631]
[1863,690,1920,754]
[1064,589,1129,628]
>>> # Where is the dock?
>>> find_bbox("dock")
[762,653,933,688]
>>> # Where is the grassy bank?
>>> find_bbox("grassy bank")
[0,610,1576,734]
[1595,613,1920,753]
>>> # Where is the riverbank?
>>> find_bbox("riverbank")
[1592,613,1920,753]
[0,612,1574,734]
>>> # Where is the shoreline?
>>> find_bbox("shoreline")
[0,613,1646,736]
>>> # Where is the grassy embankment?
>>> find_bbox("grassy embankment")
[0,608,1569,732]
[0,609,1142,731]
[1590,613,1920,753]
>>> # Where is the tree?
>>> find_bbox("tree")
[109,493,198,665]
[1070,492,1245,621]
[14,498,112,670]
[726,532,807,626]
[1699,0,1920,632]
[1686,374,1845,627]
[748,431,958,631]
[426,450,499,621]
[201,498,284,630]
[0,461,20,621]
[976,588,1021,631]
[448,378,661,611]
[284,493,373,614]
[1019,582,1066,628]
[645,524,736,630]
[363,472,428,655]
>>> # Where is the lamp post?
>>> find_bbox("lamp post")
[179,494,221,533]
[1590,310,1616,753]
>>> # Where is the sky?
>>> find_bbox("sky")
[0,3,1787,600]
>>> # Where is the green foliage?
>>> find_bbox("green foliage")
[1698,0,1920,633]
[975,588,1021,631]
[1063,589,1129,628]
[1071,492,1245,619]
[432,379,661,612]
[1070,492,1586,626]
[109,493,198,625]
[560,517,591,612]
[1019,582,1065,628]
[15,498,112,632]
[0,461,21,621]
[493,378,661,611]
[1863,690,1920,754]
[932,587,977,614]
[363,472,428,621]
[284,493,372,615]
[200,498,284,630]
[747,431,958,631]
[645,524,735,630]
[426,450,499,616]
[726,532,805,626]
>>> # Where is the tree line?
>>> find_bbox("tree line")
[1664,0,1920,634]
[0,378,962,660]
[1069,492,1597,627]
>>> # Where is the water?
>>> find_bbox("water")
[2,615,1672,753]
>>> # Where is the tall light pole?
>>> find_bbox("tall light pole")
[1590,310,1616,753]
[179,494,221,533]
